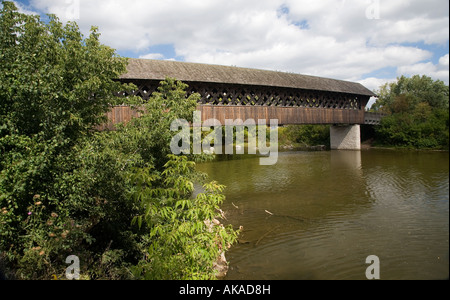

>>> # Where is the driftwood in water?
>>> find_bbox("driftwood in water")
[233,208,310,246]
[264,209,308,222]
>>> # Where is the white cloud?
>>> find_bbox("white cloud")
[23,0,449,86]
[397,53,450,84]
[3,1,39,15]
[139,53,164,60]
[369,17,449,45]
[357,77,397,94]
[439,54,449,67]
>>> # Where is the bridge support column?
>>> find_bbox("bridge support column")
[330,124,361,150]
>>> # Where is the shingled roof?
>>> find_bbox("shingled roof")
[121,58,376,97]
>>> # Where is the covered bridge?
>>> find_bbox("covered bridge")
[109,58,378,149]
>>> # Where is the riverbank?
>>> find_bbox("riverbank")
[361,138,449,152]
[281,143,327,152]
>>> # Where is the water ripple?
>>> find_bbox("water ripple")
[200,150,450,280]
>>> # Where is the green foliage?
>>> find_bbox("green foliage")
[371,75,449,149]
[278,125,330,148]
[0,2,135,142]
[129,156,238,280]
[96,78,236,279]
[119,77,201,170]
[372,75,449,114]
[0,2,237,280]
[0,1,136,279]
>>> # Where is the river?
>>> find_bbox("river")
[196,149,449,280]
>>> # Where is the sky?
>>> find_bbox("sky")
[8,0,450,106]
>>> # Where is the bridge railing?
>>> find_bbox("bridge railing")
[364,112,386,125]
[97,104,369,131]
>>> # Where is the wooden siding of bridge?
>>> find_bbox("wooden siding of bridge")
[97,105,366,130]
[97,106,144,131]
[199,105,365,125]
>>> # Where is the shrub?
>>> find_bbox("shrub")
[0,2,238,279]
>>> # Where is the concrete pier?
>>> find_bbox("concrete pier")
[330,124,361,150]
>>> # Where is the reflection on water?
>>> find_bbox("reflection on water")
[196,149,449,280]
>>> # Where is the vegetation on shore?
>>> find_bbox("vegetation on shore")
[370,75,449,150]
[278,125,330,150]
[0,2,238,280]
[279,76,449,151]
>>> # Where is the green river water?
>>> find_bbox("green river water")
[196,149,449,280]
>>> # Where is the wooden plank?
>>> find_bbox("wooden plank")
[97,104,366,131]
[197,105,365,125]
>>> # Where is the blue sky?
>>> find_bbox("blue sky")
[9,0,450,98]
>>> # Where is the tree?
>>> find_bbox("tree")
[99,78,238,279]
[0,2,237,279]
[370,75,449,149]
[371,75,449,114]
[0,1,137,279]
[278,125,330,148]
[0,2,133,142]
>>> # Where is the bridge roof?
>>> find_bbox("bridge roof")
[121,58,376,97]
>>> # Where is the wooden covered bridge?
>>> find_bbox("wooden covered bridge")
[105,58,379,150]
